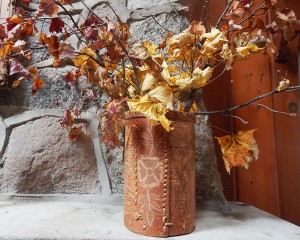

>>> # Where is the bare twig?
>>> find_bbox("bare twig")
[222,114,248,124]
[193,86,300,115]
[215,0,232,28]
[251,103,296,116]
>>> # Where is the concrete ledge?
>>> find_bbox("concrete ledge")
[0,194,299,240]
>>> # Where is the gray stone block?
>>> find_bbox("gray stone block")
[0,116,100,194]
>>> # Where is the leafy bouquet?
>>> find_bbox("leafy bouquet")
[0,0,299,172]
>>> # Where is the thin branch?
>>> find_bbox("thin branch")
[252,103,296,116]
[150,15,176,34]
[215,0,232,28]
[221,114,248,124]
[193,86,300,115]
[53,0,80,31]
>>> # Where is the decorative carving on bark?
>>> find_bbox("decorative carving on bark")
[124,111,196,237]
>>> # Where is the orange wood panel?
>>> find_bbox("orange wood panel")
[270,0,300,226]
[231,54,281,216]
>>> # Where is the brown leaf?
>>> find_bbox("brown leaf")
[69,125,83,142]
[216,130,259,173]
[32,77,44,94]
[0,25,7,39]
[186,21,206,35]
[36,0,59,16]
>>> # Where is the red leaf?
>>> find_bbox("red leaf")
[0,25,7,39]
[49,17,64,33]
[69,125,83,142]
[80,13,103,28]
[64,71,78,83]
[60,110,74,128]
[84,28,99,41]
[32,77,44,94]
[9,58,32,80]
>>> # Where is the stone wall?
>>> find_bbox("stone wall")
[0,0,226,205]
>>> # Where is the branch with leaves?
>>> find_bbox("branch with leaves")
[0,0,299,173]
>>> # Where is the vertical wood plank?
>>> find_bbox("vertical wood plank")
[231,54,281,216]
[270,0,300,226]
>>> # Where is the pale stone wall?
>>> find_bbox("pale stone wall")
[0,0,226,205]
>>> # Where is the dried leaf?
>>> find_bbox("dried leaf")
[175,67,213,89]
[9,58,32,80]
[60,110,74,128]
[186,21,206,35]
[200,27,228,61]
[236,44,262,59]
[0,25,7,39]
[32,77,44,94]
[69,125,83,142]
[216,130,259,173]
[142,41,159,56]
[49,17,64,33]
[37,0,59,16]
[141,72,158,92]
[276,77,290,92]
[12,80,21,88]
[128,95,173,132]
[148,85,174,110]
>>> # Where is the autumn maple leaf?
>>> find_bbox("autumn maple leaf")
[69,125,83,142]
[32,77,45,94]
[36,0,59,16]
[49,17,64,33]
[0,25,7,39]
[9,58,32,80]
[216,130,259,173]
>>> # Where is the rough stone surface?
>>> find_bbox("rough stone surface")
[127,0,177,10]
[195,115,226,202]
[0,66,87,109]
[129,13,189,43]
[0,117,100,194]
[104,145,124,194]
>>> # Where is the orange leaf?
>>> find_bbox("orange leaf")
[69,125,83,142]
[32,77,44,94]
[216,130,259,173]
[12,80,21,88]
[37,0,59,17]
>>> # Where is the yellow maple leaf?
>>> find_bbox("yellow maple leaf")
[200,27,228,61]
[142,41,159,56]
[73,47,97,68]
[167,32,196,60]
[216,130,259,173]
[148,84,174,110]
[161,61,175,87]
[236,44,262,59]
[127,95,172,131]
[141,72,158,92]
[0,41,13,58]
[175,67,213,89]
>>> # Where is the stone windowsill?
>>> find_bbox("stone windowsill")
[0,194,299,239]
